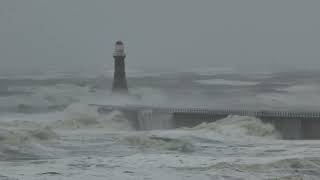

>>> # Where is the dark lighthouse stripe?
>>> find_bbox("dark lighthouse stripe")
[112,41,128,94]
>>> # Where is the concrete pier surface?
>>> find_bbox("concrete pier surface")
[91,104,320,140]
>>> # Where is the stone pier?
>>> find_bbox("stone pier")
[92,104,320,139]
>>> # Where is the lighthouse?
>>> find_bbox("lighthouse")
[112,41,128,94]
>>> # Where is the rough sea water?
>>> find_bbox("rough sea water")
[1,69,320,180]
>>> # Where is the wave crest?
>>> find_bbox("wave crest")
[189,115,280,139]
[125,134,195,153]
[0,127,59,160]
[0,127,58,145]
[54,104,132,130]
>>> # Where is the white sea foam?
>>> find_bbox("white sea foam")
[1,72,320,179]
[188,115,280,139]
[94,87,170,107]
[189,67,235,76]
[125,134,195,153]
[54,104,133,130]
[0,127,59,160]
[0,127,58,145]
[195,79,259,86]
[175,157,320,179]
[106,69,169,78]
[282,84,320,93]
[0,84,92,113]
[258,85,320,110]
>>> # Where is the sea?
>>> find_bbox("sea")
[1,67,320,180]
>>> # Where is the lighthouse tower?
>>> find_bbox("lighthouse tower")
[112,41,128,94]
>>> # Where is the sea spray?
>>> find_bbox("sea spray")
[189,115,281,139]
[137,111,173,130]
[57,103,132,130]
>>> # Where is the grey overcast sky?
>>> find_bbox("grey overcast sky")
[0,0,319,74]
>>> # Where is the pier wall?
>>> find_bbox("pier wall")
[172,112,228,128]
[259,117,302,139]
[259,116,320,139]
[171,112,320,140]
[94,105,320,139]
[301,119,320,139]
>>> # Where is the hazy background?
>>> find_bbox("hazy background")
[0,0,319,76]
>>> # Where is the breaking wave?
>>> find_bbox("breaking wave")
[125,134,195,153]
[0,83,92,114]
[0,127,59,160]
[0,127,58,144]
[53,104,133,130]
[188,115,280,139]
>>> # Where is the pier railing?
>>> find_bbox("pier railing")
[89,104,320,118]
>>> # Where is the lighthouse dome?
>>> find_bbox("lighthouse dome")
[116,41,123,45]
[113,41,126,56]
